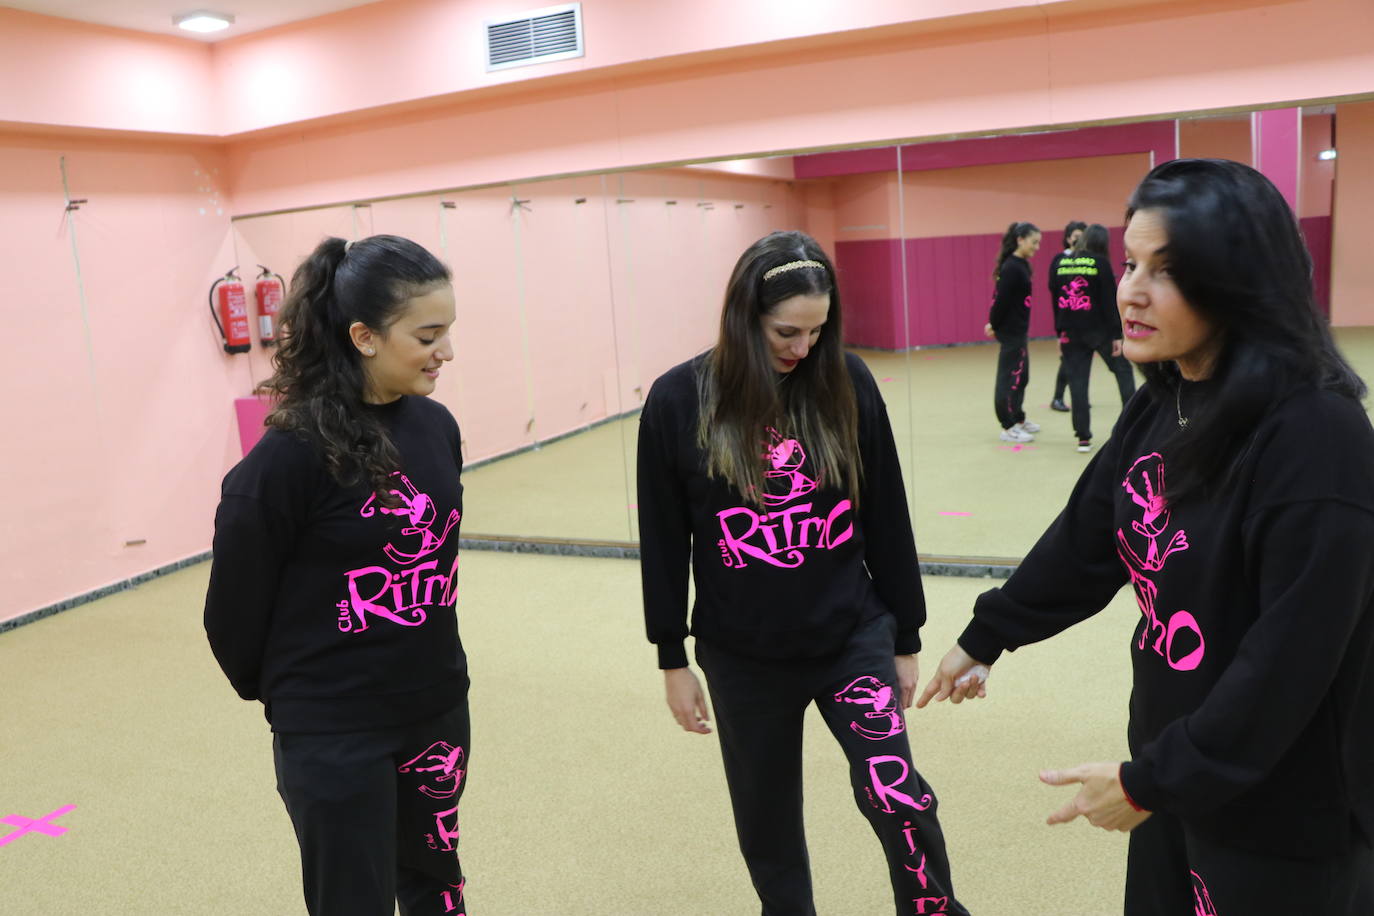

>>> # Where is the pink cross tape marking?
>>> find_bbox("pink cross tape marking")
[0,806,75,847]
[998,444,1038,452]
[880,377,894,382]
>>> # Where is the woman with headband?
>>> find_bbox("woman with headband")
[637,230,968,915]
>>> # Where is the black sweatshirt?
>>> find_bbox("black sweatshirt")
[638,352,925,669]
[959,381,1374,857]
[204,395,468,733]
[1051,252,1122,338]
[988,255,1032,338]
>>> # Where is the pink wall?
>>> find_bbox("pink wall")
[1178,117,1251,165]
[0,133,242,624]
[6,0,1374,620]
[0,8,217,136]
[210,0,1063,137]
[224,0,1374,215]
[232,169,802,465]
[1331,101,1374,327]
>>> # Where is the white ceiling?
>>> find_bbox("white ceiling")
[1,0,384,41]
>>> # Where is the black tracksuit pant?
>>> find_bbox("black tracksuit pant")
[1124,809,1374,915]
[696,614,967,916]
[1061,331,1138,440]
[993,333,1030,430]
[1055,333,1135,409]
[273,701,471,916]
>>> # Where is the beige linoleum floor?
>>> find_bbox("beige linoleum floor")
[2,552,1138,915]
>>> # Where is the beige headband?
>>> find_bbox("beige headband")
[763,259,825,281]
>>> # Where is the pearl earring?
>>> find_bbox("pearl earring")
[365,348,375,356]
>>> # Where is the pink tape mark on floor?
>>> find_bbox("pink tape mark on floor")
[938,511,973,517]
[0,806,75,848]
[998,444,1038,452]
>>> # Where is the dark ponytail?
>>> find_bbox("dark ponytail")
[994,221,1039,280]
[259,234,452,501]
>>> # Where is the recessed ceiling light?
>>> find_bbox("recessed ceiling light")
[1317,149,1338,161]
[174,11,235,33]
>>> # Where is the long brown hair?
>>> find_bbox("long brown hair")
[696,230,861,506]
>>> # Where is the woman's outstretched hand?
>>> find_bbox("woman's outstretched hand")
[915,645,991,708]
[1041,762,1151,832]
[663,667,712,734]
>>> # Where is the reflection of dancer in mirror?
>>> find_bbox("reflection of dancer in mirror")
[921,160,1374,914]
[986,221,1043,444]
[638,230,968,915]
[204,235,473,916]
[1054,224,1138,453]
[1049,220,1087,413]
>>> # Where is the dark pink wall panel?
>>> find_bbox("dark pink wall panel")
[1301,215,1333,314]
[834,239,904,348]
[838,227,1132,348]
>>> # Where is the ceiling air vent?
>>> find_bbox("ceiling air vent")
[486,4,584,72]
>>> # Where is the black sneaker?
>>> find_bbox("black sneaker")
[1076,440,1092,453]
[1050,399,1070,412]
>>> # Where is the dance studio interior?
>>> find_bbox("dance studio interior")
[3,0,1373,912]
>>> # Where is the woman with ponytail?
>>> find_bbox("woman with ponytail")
[637,230,968,915]
[205,235,472,916]
[986,221,1043,443]
[922,160,1374,914]
[1052,223,1138,452]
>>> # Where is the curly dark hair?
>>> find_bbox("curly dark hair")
[257,234,452,502]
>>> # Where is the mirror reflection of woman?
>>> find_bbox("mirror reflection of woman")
[922,159,1374,914]
[204,236,472,916]
[986,221,1043,443]
[1049,220,1087,413]
[637,230,969,915]
[1053,223,1138,452]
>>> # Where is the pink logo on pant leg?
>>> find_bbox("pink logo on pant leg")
[441,881,466,914]
[864,756,934,815]
[913,896,950,915]
[1191,870,1219,915]
[834,675,905,740]
[399,742,465,799]
[425,803,460,852]
[1116,453,1206,671]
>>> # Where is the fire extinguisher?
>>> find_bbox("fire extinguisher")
[208,268,251,354]
[254,265,286,345]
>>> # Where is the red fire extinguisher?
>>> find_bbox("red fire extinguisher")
[254,265,286,345]
[209,268,251,354]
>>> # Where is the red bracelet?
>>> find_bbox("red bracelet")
[1119,763,1145,812]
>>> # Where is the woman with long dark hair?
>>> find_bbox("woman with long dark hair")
[205,235,472,916]
[920,159,1374,913]
[638,230,968,915]
[1053,223,1138,452]
[1049,219,1087,413]
[986,221,1043,443]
